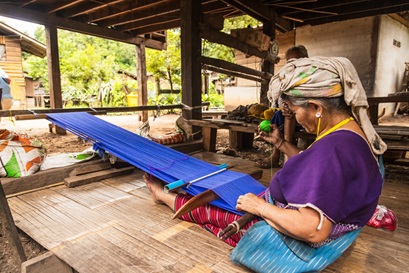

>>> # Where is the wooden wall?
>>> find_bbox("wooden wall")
[0,35,26,107]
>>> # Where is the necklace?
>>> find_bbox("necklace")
[308,116,354,149]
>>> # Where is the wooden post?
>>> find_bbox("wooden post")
[0,181,27,265]
[180,0,202,122]
[136,43,148,122]
[45,24,63,109]
[260,22,275,106]
[45,24,66,135]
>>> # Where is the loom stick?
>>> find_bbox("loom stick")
[172,189,219,219]
[218,213,258,240]
[172,169,264,219]
[164,163,228,193]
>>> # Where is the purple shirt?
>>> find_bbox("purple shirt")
[269,130,383,228]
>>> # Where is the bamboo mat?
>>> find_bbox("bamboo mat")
[7,152,409,272]
[9,170,250,272]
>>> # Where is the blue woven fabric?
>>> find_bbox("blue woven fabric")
[231,220,361,273]
[46,112,266,214]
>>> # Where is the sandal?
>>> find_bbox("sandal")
[255,160,280,169]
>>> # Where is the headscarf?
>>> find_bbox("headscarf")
[267,56,387,155]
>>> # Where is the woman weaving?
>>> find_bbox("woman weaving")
[145,56,386,272]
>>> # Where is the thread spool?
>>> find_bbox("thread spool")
[259,120,271,133]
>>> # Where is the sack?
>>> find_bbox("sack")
[0,129,46,177]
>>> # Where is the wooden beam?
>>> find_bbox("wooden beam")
[55,0,126,19]
[21,251,73,273]
[200,24,278,63]
[0,104,208,118]
[200,56,272,81]
[98,0,179,29]
[180,0,202,121]
[0,3,165,50]
[0,182,26,265]
[220,0,291,32]
[202,64,267,83]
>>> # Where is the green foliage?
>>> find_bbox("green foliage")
[21,15,259,108]
[146,29,181,91]
[202,93,224,108]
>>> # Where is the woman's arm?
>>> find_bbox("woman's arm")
[236,193,332,243]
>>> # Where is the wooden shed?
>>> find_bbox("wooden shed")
[0,21,46,109]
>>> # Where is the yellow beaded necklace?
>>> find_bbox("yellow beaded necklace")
[307,116,354,149]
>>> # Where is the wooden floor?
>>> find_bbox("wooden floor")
[6,152,409,273]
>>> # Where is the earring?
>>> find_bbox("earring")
[316,113,322,137]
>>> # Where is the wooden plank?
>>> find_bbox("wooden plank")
[394,158,409,166]
[69,161,112,176]
[374,125,409,136]
[385,141,409,151]
[0,182,26,265]
[1,159,105,196]
[64,166,135,188]
[21,251,73,273]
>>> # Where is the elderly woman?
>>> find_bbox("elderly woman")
[145,56,385,272]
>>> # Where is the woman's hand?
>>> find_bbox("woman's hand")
[257,124,283,146]
[236,193,268,216]
[281,102,295,119]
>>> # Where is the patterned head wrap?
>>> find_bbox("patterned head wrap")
[267,56,387,155]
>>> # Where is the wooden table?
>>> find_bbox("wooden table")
[188,119,258,152]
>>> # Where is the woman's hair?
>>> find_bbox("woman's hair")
[280,93,352,116]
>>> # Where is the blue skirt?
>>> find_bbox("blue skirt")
[230,221,361,273]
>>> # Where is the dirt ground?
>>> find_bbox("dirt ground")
[1,112,409,272]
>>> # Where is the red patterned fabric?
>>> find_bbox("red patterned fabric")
[175,194,260,247]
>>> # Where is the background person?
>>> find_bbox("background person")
[256,45,308,168]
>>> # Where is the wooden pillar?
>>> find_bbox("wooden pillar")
[45,24,65,134]
[136,43,148,122]
[0,182,27,265]
[45,24,63,109]
[260,22,275,106]
[180,0,202,121]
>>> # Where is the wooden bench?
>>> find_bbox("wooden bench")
[189,118,409,161]
[202,110,228,119]
[189,119,258,152]
[367,93,409,162]
[367,93,409,125]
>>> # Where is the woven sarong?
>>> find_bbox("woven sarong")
[231,221,361,273]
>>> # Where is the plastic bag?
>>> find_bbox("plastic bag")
[367,205,398,231]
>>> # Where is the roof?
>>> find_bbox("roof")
[0,1,408,50]
[0,21,46,58]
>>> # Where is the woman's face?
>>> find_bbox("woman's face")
[283,101,318,134]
